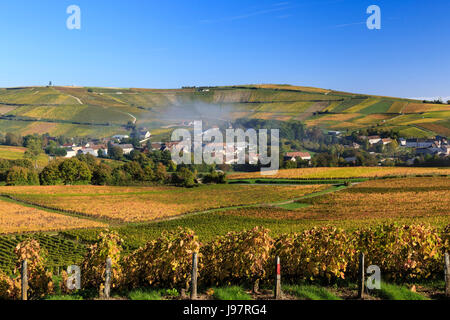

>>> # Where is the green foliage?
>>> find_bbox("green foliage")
[0,234,86,276]
[171,167,197,187]
[6,166,39,186]
[108,146,123,160]
[283,284,341,300]
[127,289,162,300]
[202,171,227,184]
[40,158,92,185]
[39,160,63,185]
[373,282,429,300]
[59,158,92,185]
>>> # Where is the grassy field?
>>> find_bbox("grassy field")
[228,167,450,180]
[1,85,449,137]
[0,184,328,223]
[0,145,49,166]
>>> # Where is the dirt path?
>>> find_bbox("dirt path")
[69,94,83,105]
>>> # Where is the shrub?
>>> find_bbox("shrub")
[6,166,39,186]
[78,231,124,295]
[355,224,443,281]
[13,239,54,299]
[201,227,274,287]
[123,227,200,290]
[202,171,227,184]
[171,167,197,187]
[0,271,20,300]
[273,227,356,282]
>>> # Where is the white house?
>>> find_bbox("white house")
[64,148,78,158]
[405,139,434,148]
[368,136,382,145]
[138,129,151,142]
[284,152,312,162]
[116,144,134,155]
[112,135,130,141]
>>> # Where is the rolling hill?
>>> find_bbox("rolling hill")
[0,85,449,138]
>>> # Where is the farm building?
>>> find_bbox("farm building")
[284,152,312,162]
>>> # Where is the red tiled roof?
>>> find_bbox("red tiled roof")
[285,152,311,158]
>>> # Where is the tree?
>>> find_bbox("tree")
[108,146,124,160]
[122,161,145,182]
[6,167,39,186]
[167,160,177,172]
[154,163,168,183]
[24,139,43,169]
[92,163,112,185]
[59,158,92,185]
[4,133,22,146]
[40,161,63,185]
[171,167,196,188]
[202,171,226,184]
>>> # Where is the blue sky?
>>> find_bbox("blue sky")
[0,0,449,99]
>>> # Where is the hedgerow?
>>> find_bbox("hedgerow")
[1,224,449,299]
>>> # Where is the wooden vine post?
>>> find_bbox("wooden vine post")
[274,256,281,300]
[190,252,198,300]
[445,252,450,298]
[104,257,112,299]
[358,253,365,299]
[21,260,28,301]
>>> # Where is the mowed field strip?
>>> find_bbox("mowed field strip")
[228,167,450,180]
[0,184,328,224]
[0,198,105,234]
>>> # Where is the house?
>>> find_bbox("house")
[404,139,434,148]
[399,138,407,146]
[64,148,78,158]
[91,145,108,156]
[380,138,392,145]
[150,143,163,151]
[161,142,180,152]
[284,152,312,162]
[138,129,151,142]
[79,148,97,157]
[112,135,129,141]
[113,144,134,155]
[352,142,361,149]
[368,136,382,145]
[328,131,341,136]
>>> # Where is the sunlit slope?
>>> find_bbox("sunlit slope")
[0,85,449,137]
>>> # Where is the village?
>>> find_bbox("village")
[57,125,449,168]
